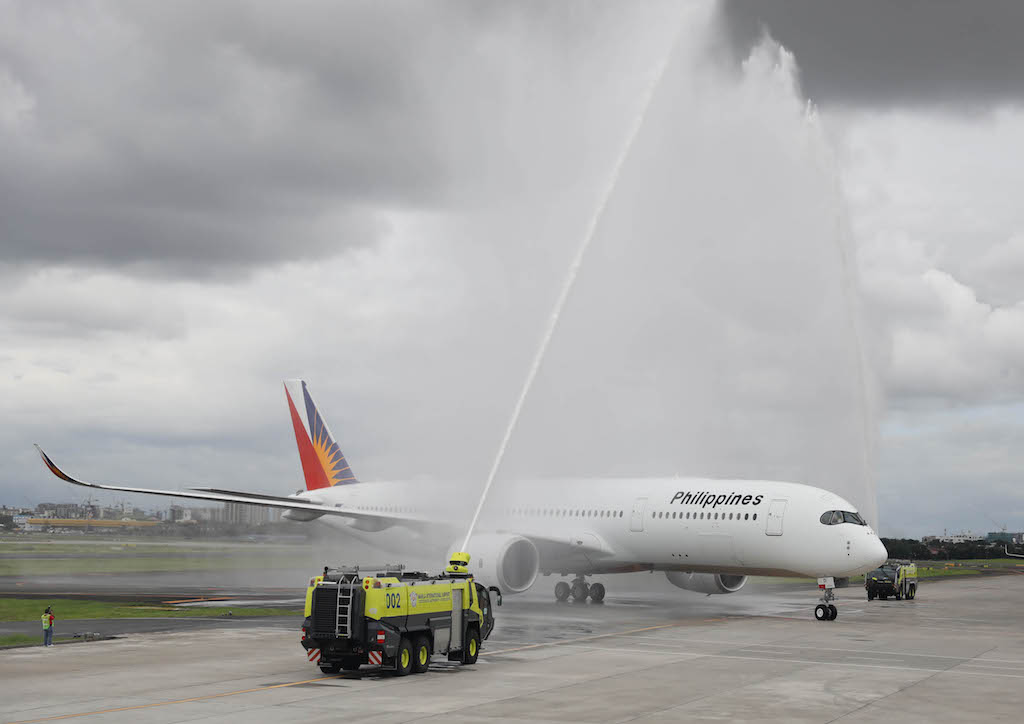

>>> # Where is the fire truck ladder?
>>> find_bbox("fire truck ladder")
[336,585,352,637]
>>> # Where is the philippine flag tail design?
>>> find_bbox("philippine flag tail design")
[284,380,359,491]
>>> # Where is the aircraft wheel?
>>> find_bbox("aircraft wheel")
[571,580,590,602]
[828,605,838,620]
[394,637,413,676]
[411,635,431,674]
[589,582,606,604]
[554,581,571,602]
[814,604,829,621]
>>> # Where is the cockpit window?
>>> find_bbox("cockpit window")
[843,511,866,525]
[819,510,867,526]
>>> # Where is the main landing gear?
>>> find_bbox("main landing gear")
[555,576,605,604]
[814,577,838,621]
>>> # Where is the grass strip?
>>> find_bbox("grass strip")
[0,598,300,622]
[0,555,307,576]
[0,633,44,648]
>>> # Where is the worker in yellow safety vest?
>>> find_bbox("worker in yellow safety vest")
[41,607,54,647]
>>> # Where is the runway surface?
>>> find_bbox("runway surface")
[3,573,1024,723]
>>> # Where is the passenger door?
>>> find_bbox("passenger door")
[630,497,647,532]
[765,499,787,536]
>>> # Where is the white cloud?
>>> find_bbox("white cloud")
[0,67,34,127]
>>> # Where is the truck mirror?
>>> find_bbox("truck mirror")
[488,586,503,606]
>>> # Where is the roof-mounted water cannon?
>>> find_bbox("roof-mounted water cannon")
[446,551,471,576]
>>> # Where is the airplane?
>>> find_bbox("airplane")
[36,379,888,621]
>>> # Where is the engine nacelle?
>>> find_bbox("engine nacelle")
[453,534,540,594]
[665,572,747,594]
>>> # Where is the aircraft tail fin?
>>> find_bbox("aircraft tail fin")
[284,380,359,490]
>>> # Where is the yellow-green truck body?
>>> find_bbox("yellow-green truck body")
[301,566,499,675]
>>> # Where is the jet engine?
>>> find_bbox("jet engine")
[665,572,747,594]
[454,534,540,594]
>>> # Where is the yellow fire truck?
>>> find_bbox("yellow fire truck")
[301,553,501,675]
[865,560,917,601]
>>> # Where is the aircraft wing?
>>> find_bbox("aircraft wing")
[34,445,421,526]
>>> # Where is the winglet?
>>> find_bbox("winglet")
[34,444,88,486]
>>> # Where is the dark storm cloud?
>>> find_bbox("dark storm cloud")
[715,0,1024,108]
[0,1,456,275]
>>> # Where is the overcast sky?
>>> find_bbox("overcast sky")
[1,1,1021,538]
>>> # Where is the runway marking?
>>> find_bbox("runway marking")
[5,674,347,724]
[847,656,895,662]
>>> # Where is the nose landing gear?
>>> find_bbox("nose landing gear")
[815,577,838,621]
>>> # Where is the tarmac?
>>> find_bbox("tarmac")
[2,572,1024,724]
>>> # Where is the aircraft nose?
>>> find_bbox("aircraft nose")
[868,535,888,568]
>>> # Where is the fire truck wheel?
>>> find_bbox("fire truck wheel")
[908,585,916,600]
[463,628,480,665]
[341,658,361,671]
[411,635,431,673]
[319,662,342,674]
[895,589,902,600]
[395,637,413,676]
[867,591,874,601]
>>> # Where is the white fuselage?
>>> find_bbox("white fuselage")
[293,476,887,582]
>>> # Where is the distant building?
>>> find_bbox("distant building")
[986,531,1023,544]
[925,531,985,544]
[221,503,279,526]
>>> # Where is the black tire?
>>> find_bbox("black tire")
[394,637,413,676]
[867,591,874,601]
[411,635,431,674]
[908,585,916,600]
[463,627,480,665]
[589,582,606,603]
[570,580,589,602]
[341,657,361,672]
[895,588,902,600]
[880,594,887,600]
[828,605,838,620]
[319,662,342,674]
[814,604,829,621]
[554,581,571,602]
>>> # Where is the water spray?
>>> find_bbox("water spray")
[459,22,685,553]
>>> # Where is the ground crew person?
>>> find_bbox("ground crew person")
[41,606,54,647]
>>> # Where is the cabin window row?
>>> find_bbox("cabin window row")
[510,509,625,518]
[355,505,414,513]
[653,510,757,521]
